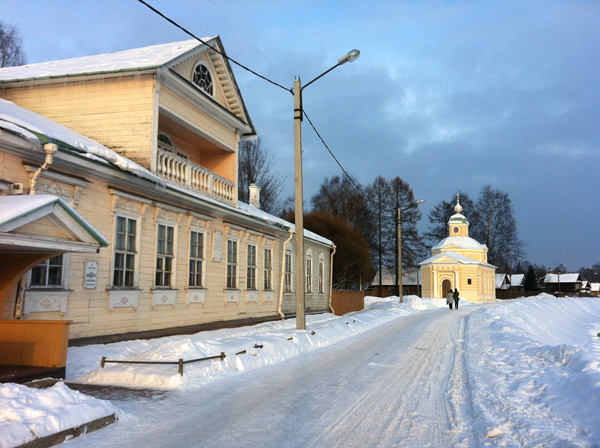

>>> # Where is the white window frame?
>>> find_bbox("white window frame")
[27,254,69,289]
[306,249,313,294]
[158,132,189,160]
[112,214,140,288]
[264,247,273,291]
[188,229,205,288]
[154,222,176,288]
[192,61,214,96]
[284,250,293,293]
[247,243,257,290]
[227,239,238,289]
[318,253,325,294]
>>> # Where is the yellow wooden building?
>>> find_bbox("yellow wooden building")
[0,38,334,351]
[419,196,496,302]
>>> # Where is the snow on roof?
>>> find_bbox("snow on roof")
[420,251,494,267]
[543,273,580,284]
[0,99,164,185]
[511,274,524,287]
[168,182,333,247]
[0,39,204,82]
[590,283,600,292]
[371,267,420,286]
[495,273,507,289]
[0,194,108,246]
[238,202,334,247]
[432,236,486,251]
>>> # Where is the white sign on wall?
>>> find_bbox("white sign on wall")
[84,261,98,289]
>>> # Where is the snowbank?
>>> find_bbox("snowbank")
[464,295,600,446]
[0,382,119,448]
[69,298,446,389]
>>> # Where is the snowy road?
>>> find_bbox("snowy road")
[66,306,481,448]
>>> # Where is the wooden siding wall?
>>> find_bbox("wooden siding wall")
[0,153,331,338]
[0,75,156,169]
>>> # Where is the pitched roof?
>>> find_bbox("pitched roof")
[543,273,580,284]
[0,39,203,82]
[432,236,486,251]
[419,251,494,267]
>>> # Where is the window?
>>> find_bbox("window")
[468,279,472,285]
[155,224,175,287]
[157,132,189,160]
[264,248,272,290]
[306,252,313,293]
[227,240,238,288]
[318,256,325,294]
[113,216,137,287]
[30,255,64,287]
[189,231,204,287]
[247,244,257,290]
[284,251,293,293]
[193,62,213,96]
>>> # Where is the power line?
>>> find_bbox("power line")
[302,109,371,201]
[136,0,292,94]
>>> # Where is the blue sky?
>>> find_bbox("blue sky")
[2,0,599,270]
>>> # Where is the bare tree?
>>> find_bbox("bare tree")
[238,138,285,215]
[311,175,375,243]
[471,185,524,268]
[0,21,26,67]
[424,192,475,246]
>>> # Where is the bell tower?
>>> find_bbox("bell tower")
[448,194,469,237]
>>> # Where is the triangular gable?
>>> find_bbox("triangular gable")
[0,195,108,253]
[165,37,253,127]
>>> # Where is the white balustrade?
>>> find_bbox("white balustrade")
[157,149,235,204]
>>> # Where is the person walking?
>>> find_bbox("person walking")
[446,289,454,310]
[453,288,460,310]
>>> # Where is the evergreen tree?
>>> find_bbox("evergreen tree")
[523,265,539,291]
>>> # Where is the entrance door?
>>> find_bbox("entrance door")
[442,279,452,298]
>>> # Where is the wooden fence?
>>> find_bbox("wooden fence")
[331,290,365,316]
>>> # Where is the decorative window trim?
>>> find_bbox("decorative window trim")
[246,243,257,290]
[284,247,293,294]
[154,221,177,289]
[192,61,214,96]
[318,253,325,295]
[151,287,178,308]
[24,164,90,207]
[188,228,206,289]
[111,213,141,289]
[226,238,239,291]
[186,287,207,305]
[24,253,71,316]
[109,188,151,218]
[108,288,142,311]
[305,249,313,294]
[263,247,273,291]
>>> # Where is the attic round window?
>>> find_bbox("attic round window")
[192,62,213,96]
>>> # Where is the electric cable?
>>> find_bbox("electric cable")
[136,0,292,94]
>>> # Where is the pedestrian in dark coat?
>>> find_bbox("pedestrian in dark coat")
[446,290,454,310]
[453,288,460,309]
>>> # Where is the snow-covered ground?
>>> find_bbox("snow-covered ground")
[2,294,599,447]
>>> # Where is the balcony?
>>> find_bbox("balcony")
[157,148,235,205]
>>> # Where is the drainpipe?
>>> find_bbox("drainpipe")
[29,143,58,195]
[328,244,337,314]
[278,229,294,319]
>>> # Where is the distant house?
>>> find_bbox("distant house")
[495,273,525,299]
[542,273,582,295]
[590,283,600,297]
[370,267,422,297]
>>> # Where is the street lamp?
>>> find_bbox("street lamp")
[294,49,360,330]
[397,199,424,303]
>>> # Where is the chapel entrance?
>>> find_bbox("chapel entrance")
[442,279,452,298]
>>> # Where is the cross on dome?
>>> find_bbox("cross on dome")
[455,194,463,214]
